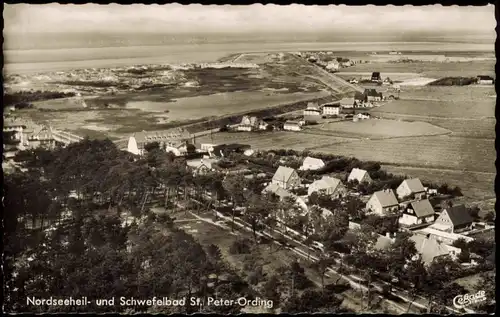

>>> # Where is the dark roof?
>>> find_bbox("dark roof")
[409,199,435,218]
[372,72,381,76]
[354,92,365,100]
[364,89,380,97]
[444,204,473,227]
[477,75,494,80]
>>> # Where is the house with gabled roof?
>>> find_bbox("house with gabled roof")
[339,97,356,109]
[271,166,301,189]
[396,178,426,200]
[477,75,494,85]
[262,183,308,212]
[431,204,474,233]
[409,234,462,266]
[398,199,435,226]
[308,176,346,198]
[321,102,341,116]
[347,168,372,184]
[300,156,325,171]
[366,189,399,215]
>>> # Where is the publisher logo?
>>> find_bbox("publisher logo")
[453,290,486,309]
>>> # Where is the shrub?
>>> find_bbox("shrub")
[229,238,252,255]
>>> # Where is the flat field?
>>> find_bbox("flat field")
[336,72,423,81]
[196,131,355,151]
[338,60,495,78]
[124,91,329,121]
[382,165,495,200]
[314,135,495,174]
[371,99,494,119]
[399,86,496,101]
[309,119,450,138]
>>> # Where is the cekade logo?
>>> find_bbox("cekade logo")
[453,290,486,309]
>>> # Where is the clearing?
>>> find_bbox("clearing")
[382,165,495,201]
[308,119,450,138]
[195,131,355,151]
[337,60,495,78]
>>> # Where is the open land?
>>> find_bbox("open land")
[337,60,495,78]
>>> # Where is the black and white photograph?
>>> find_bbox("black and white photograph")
[3,3,496,314]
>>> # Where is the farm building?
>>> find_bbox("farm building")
[239,115,268,131]
[353,113,371,122]
[326,61,340,71]
[396,178,426,200]
[283,121,302,131]
[308,176,346,199]
[366,189,399,215]
[271,166,301,189]
[477,75,494,85]
[364,89,383,102]
[300,156,325,171]
[322,103,341,116]
[371,72,382,82]
[398,199,436,226]
[339,97,356,108]
[347,168,372,184]
[354,91,366,104]
[431,204,474,234]
[126,128,191,156]
[236,125,253,132]
[409,234,462,266]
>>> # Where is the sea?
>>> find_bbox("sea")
[3,32,495,75]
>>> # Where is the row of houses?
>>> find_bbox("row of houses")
[3,117,83,151]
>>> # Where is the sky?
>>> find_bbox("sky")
[3,4,496,35]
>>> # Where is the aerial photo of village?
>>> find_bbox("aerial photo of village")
[3,3,496,315]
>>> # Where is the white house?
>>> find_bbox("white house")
[396,178,426,200]
[236,125,253,132]
[186,158,216,176]
[431,205,474,234]
[477,75,494,85]
[199,143,217,153]
[366,189,399,215]
[398,199,436,226]
[262,183,308,212]
[347,168,372,184]
[126,128,191,156]
[271,166,301,189]
[326,61,340,72]
[283,121,302,131]
[300,156,325,171]
[322,103,341,116]
[308,176,346,199]
[353,113,371,122]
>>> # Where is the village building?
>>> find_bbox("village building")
[300,156,325,171]
[353,113,371,122]
[199,143,217,153]
[165,140,196,157]
[326,61,340,72]
[398,199,436,226]
[409,234,462,266]
[126,128,191,156]
[321,103,341,116]
[477,75,494,85]
[371,72,382,82]
[364,89,383,102]
[339,97,356,109]
[262,183,308,212]
[238,115,268,131]
[186,158,216,176]
[366,189,399,215]
[308,176,346,199]
[283,121,302,131]
[354,91,366,104]
[271,166,301,190]
[431,204,474,234]
[396,178,427,200]
[347,167,372,184]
